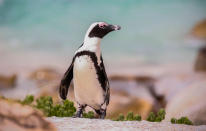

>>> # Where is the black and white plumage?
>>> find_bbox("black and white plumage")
[59,22,121,119]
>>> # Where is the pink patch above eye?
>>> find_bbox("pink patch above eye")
[99,22,108,28]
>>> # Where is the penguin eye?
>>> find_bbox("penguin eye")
[99,23,107,29]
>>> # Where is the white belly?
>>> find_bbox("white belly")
[73,55,104,109]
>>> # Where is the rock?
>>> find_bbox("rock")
[109,75,155,83]
[190,19,206,71]
[192,19,206,40]
[47,117,206,131]
[165,81,206,125]
[0,74,17,88]
[109,75,165,115]
[195,46,206,72]
[107,89,152,119]
[37,82,60,103]
[29,68,61,85]
[37,80,75,104]
[0,98,56,131]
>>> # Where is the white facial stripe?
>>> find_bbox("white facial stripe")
[84,22,98,40]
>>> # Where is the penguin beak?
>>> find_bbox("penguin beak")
[109,24,121,31]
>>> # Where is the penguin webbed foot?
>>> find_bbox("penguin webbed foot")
[73,104,86,118]
[72,112,82,118]
[95,109,106,119]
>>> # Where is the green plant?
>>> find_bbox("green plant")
[146,108,166,122]
[134,114,141,121]
[171,118,177,124]
[171,117,193,125]
[21,95,34,105]
[126,112,134,121]
[157,108,166,120]
[147,112,156,122]
[35,96,76,117]
[82,111,95,118]
[20,95,76,117]
[114,114,125,121]
[35,96,54,116]
[114,112,141,121]
[50,100,76,117]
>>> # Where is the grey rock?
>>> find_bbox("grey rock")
[47,117,206,131]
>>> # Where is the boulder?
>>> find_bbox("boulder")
[109,75,155,83]
[191,19,206,40]
[165,81,206,125]
[29,68,61,85]
[0,98,56,131]
[107,89,152,119]
[0,74,17,88]
[109,75,165,115]
[37,82,60,103]
[190,19,206,71]
[37,81,75,104]
[195,46,206,72]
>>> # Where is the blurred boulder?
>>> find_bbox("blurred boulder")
[192,19,206,40]
[195,46,206,72]
[165,81,206,125]
[110,75,155,83]
[37,81,74,104]
[0,74,17,88]
[37,82,60,103]
[109,75,165,115]
[147,84,166,113]
[107,89,152,119]
[29,68,61,85]
[0,97,56,131]
[191,19,206,72]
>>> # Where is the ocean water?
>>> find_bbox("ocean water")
[0,0,206,71]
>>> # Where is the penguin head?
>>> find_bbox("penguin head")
[87,22,121,39]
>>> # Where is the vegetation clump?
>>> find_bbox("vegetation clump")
[20,95,34,105]
[82,111,95,118]
[171,117,193,125]
[147,108,166,122]
[15,95,194,124]
[20,95,76,117]
[114,114,125,121]
[114,112,141,121]
[147,112,156,122]
[133,114,142,121]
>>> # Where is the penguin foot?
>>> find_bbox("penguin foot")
[95,109,106,119]
[72,112,81,118]
[73,104,86,118]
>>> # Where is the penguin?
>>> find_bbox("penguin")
[59,22,121,119]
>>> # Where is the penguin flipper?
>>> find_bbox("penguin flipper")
[59,60,74,100]
[100,56,110,105]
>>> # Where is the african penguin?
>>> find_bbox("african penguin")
[59,22,121,119]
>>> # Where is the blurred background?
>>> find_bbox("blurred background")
[0,0,206,125]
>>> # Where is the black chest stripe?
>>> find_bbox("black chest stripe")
[74,51,107,91]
